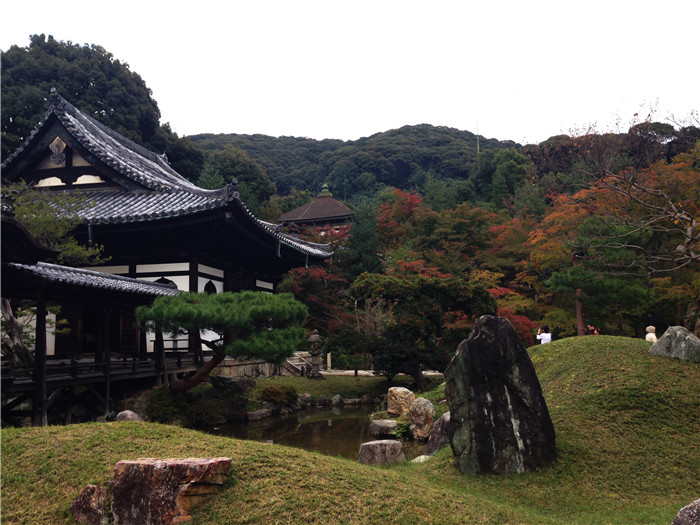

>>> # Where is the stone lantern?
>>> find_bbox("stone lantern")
[306,330,324,379]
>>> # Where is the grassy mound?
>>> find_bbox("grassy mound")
[2,336,698,524]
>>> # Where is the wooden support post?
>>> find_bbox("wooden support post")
[104,305,112,415]
[154,325,168,387]
[138,322,147,360]
[32,291,47,426]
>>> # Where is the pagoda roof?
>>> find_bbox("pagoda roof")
[1,89,332,261]
[277,185,354,225]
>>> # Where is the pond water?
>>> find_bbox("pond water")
[207,405,426,460]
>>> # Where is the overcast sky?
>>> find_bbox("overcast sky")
[2,1,698,145]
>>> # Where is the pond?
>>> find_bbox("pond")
[207,405,426,460]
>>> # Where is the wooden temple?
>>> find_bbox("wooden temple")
[277,183,355,231]
[1,88,333,425]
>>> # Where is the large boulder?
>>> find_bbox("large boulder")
[672,498,700,525]
[111,457,232,524]
[357,440,406,465]
[649,326,700,363]
[408,397,435,441]
[209,375,255,396]
[445,315,556,475]
[425,411,451,455]
[387,387,415,416]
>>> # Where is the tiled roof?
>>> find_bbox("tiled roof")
[5,262,179,296]
[2,89,332,259]
[278,196,355,223]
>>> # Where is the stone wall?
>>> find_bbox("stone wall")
[214,357,280,378]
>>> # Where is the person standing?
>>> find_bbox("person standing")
[645,326,658,343]
[536,325,552,344]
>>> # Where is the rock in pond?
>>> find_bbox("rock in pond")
[357,440,406,465]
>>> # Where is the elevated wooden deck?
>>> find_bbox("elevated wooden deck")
[1,350,204,425]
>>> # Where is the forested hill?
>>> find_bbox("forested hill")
[189,124,520,199]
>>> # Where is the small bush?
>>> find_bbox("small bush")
[146,386,188,424]
[391,415,411,439]
[260,385,298,407]
[185,397,226,428]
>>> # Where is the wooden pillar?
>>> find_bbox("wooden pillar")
[104,305,112,415]
[32,290,47,426]
[138,322,148,360]
[154,325,168,387]
[95,302,105,363]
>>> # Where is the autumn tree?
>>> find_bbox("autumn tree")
[277,267,349,336]
[136,291,308,393]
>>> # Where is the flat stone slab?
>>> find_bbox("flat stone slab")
[111,457,232,525]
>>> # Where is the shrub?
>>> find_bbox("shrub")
[146,386,188,424]
[391,415,411,439]
[260,385,299,407]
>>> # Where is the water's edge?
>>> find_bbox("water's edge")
[206,405,426,460]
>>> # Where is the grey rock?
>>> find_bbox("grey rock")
[649,326,700,363]
[408,397,435,441]
[247,408,273,420]
[209,375,256,395]
[411,455,432,463]
[445,315,556,475]
[357,439,406,465]
[673,498,700,525]
[115,410,142,422]
[331,394,344,405]
[425,411,451,455]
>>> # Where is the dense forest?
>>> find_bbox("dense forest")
[2,35,699,384]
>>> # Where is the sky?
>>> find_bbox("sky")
[2,1,698,145]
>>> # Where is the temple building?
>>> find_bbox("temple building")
[277,183,355,231]
[1,89,332,424]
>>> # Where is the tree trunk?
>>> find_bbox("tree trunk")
[169,351,226,394]
[572,253,586,336]
[411,368,430,392]
[684,296,700,338]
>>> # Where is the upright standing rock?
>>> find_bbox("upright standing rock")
[408,397,435,441]
[387,387,415,416]
[445,315,556,475]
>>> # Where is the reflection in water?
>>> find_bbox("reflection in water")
[207,405,426,460]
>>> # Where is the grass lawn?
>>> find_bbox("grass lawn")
[2,335,698,524]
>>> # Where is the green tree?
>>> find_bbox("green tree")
[1,181,107,265]
[335,201,382,280]
[136,291,308,393]
[201,145,275,212]
[1,34,205,181]
[350,270,496,390]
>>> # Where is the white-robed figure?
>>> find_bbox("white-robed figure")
[645,326,658,343]
[536,325,552,344]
